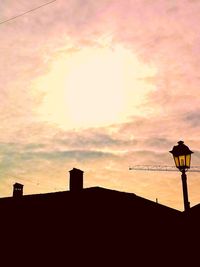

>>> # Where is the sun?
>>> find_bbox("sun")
[34,45,157,129]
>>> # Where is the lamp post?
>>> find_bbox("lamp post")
[170,141,193,212]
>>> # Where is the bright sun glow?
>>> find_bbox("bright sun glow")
[34,45,157,129]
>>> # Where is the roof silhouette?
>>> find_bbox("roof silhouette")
[0,182,198,266]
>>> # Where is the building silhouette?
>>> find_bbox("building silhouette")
[0,168,198,266]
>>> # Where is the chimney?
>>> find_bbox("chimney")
[69,168,83,192]
[13,183,24,198]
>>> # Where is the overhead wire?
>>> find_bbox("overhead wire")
[0,0,57,25]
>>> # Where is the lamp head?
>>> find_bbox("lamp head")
[169,141,193,171]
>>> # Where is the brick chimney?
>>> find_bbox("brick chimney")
[69,168,83,192]
[13,183,24,198]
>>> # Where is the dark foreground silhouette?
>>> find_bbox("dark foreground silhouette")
[0,169,199,266]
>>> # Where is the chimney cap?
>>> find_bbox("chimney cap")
[69,168,84,173]
[13,182,24,188]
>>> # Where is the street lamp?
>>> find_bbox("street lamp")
[170,141,193,212]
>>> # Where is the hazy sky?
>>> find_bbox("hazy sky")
[1,0,200,210]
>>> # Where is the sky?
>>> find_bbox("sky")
[0,0,200,210]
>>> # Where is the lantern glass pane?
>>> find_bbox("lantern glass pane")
[174,156,180,168]
[186,154,191,168]
[179,155,186,167]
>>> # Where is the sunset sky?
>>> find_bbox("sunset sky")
[1,0,200,210]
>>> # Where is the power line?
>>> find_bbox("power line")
[0,0,57,25]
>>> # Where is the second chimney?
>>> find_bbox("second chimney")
[69,168,83,192]
[13,182,24,198]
